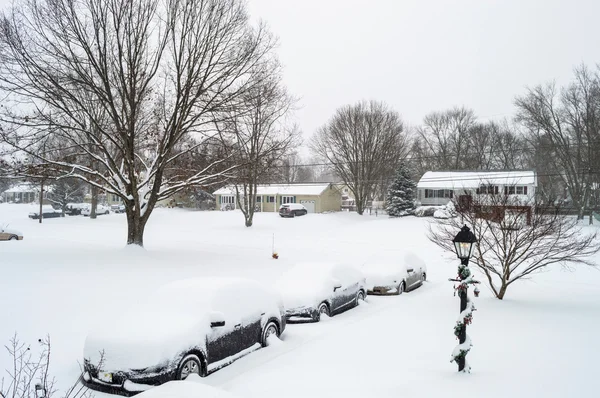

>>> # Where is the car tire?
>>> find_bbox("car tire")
[177,354,202,380]
[356,290,365,305]
[261,321,280,347]
[105,210,110,215]
[9,236,17,241]
[397,281,405,295]
[422,272,427,282]
[315,302,330,322]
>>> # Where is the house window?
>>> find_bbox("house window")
[281,196,295,204]
[478,185,498,195]
[424,189,453,198]
[516,186,527,195]
[266,196,275,203]
[221,195,235,204]
[256,196,262,203]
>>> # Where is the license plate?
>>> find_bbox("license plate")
[98,372,113,383]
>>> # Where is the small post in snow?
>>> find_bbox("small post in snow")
[272,233,278,259]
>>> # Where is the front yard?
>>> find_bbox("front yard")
[1,204,599,397]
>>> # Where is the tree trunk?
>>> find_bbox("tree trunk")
[38,179,43,224]
[496,283,508,300]
[90,185,98,219]
[126,211,147,246]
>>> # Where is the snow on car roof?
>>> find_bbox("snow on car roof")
[417,170,536,189]
[214,184,332,196]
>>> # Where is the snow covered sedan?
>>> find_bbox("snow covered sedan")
[276,263,367,323]
[81,204,110,216]
[82,278,286,395]
[364,252,427,295]
[279,203,307,217]
[28,205,63,219]
[0,225,23,241]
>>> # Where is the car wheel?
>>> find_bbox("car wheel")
[303,210,307,215]
[356,290,365,305]
[315,302,330,321]
[9,236,17,241]
[422,272,426,282]
[261,321,279,347]
[105,210,110,215]
[177,355,202,380]
[397,281,405,295]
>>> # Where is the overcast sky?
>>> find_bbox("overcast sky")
[247,0,600,142]
[1,0,598,146]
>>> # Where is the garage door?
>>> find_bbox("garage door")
[300,200,316,213]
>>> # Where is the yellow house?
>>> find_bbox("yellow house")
[213,183,343,213]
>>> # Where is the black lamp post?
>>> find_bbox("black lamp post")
[449,225,479,372]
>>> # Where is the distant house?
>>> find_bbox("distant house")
[417,170,538,224]
[1,184,46,204]
[213,183,342,213]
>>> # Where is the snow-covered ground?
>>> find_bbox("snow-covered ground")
[1,203,599,397]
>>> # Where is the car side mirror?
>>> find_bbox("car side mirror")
[406,268,414,273]
[210,311,225,328]
[332,279,342,291]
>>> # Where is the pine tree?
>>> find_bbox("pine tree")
[386,163,416,217]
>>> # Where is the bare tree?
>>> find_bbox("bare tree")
[311,100,408,215]
[429,193,600,299]
[515,65,600,220]
[0,0,276,245]
[1,334,91,398]
[47,178,86,216]
[217,71,296,227]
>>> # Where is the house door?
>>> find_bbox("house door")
[300,200,316,213]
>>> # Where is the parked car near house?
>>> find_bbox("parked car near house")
[111,204,126,213]
[65,203,88,216]
[276,263,367,323]
[81,204,110,216]
[279,203,307,218]
[0,225,23,241]
[82,278,286,395]
[363,252,427,296]
[28,205,63,219]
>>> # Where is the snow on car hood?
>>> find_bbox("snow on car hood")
[2,227,22,236]
[84,309,210,371]
[276,263,336,310]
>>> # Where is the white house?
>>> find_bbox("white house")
[213,183,343,213]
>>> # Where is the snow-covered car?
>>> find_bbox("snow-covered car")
[364,252,427,295]
[28,205,63,219]
[111,204,126,213]
[279,203,307,218]
[0,225,23,241]
[65,203,88,216]
[276,263,367,323]
[81,204,110,216]
[82,277,286,395]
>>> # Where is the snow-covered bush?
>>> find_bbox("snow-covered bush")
[414,205,441,217]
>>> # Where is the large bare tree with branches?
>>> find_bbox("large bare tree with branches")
[311,100,407,215]
[515,65,600,219]
[216,71,296,227]
[429,193,600,299]
[0,0,277,245]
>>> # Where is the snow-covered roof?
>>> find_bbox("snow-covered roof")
[214,183,332,196]
[417,171,537,189]
[3,184,38,193]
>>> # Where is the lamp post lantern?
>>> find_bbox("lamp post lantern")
[35,383,46,398]
[449,225,479,372]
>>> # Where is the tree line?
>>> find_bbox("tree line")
[307,64,600,218]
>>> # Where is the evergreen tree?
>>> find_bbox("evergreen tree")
[386,163,416,217]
